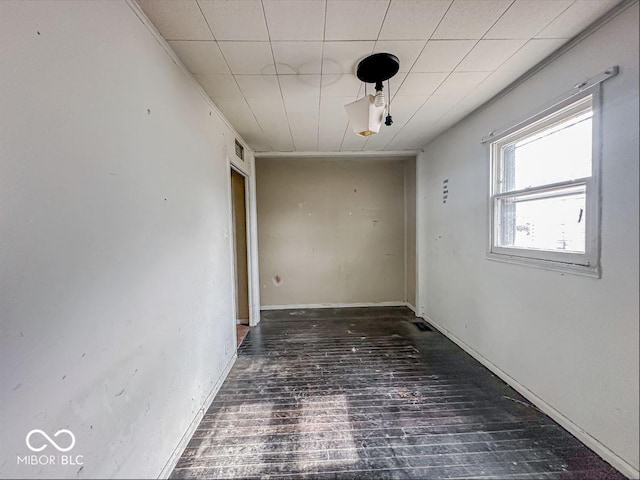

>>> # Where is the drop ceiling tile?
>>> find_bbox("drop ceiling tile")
[361,127,397,151]
[235,74,281,98]
[317,139,343,152]
[362,95,429,150]
[321,74,362,97]
[412,40,476,72]
[457,69,521,105]
[198,0,269,41]
[373,41,426,72]
[288,109,320,151]
[322,41,375,75]
[485,0,573,39]
[212,97,265,142]
[320,96,353,126]
[245,97,292,139]
[136,0,213,40]
[168,41,230,74]
[272,42,323,74]
[218,42,275,74]
[341,127,369,151]
[396,72,448,96]
[325,0,390,40]
[455,39,527,72]
[194,74,242,98]
[292,132,320,151]
[267,134,295,152]
[536,0,618,39]
[385,71,408,97]
[387,95,430,124]
[411,94,458,123]
[262,0,326,40]
[361,130,395,151]
[319,97,351,150]
[433,71,490,97]
[284,96,320,117]
[242,132,272,153]
[280,75,322,99]
[432,0,512,39]
[384,124,424,150]
[378,0,452,40]
[497,38,565,74]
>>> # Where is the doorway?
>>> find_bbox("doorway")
[230,168,250,332]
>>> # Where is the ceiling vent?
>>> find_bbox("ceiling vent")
[234,139,244,161]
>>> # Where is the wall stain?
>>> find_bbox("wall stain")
[114,389,125,397]
[272,275,282,286]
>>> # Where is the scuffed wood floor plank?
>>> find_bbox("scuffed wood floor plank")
[171,307,624,479]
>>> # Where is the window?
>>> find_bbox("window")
[489,90,600,275]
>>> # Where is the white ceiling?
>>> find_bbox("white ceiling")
[137,0,619,154]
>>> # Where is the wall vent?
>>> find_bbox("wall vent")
[234,139,244,161]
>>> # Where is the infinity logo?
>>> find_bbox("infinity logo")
[25,429,76,452]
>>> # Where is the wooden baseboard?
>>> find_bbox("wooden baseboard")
[260,301,406,311]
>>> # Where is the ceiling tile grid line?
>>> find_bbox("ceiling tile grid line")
[316,0,329,152]
[194,0,271,149]
[432,0,581,132]
[345,0,457,151]
[136,0,623,153]
[366,0,579,151]
[359,0,455,151]
[361,0,516,151]
[261,0,296,151]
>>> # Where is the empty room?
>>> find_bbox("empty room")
[1,1,638,479]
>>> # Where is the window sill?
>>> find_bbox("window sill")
[486,252,601,278]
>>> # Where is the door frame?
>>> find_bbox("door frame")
[227,148,261,328]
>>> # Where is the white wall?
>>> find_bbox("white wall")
[416,4,639,477]
[256,157,408,308]
[0,1,244,478]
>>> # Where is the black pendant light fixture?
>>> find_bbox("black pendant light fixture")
[344,53,399,137]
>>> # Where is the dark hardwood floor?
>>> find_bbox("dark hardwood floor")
[171,307,625,479]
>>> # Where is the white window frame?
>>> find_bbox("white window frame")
[487,85,602,277]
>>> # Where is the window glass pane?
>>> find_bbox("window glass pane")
[500,107,592,192]
[496,185,586,253]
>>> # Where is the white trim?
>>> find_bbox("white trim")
[403,161,408,306]
[487,88,602,276]
[420,314,639,480]
[254,150,420,158]
[405,302,416,313]
[260,301,406,311]
[246,153,261,326]
[229,151,250,177]
[486,251,600,278]
[157,353,237,479]
[415,152,427,318]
